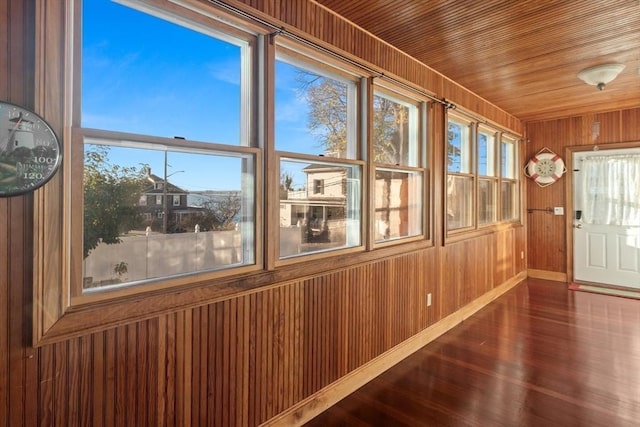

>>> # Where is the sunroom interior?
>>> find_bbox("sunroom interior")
[1,0,639,425]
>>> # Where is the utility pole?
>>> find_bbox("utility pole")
[163,151,168,234]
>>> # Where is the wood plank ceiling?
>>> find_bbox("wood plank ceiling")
[314,0,640,122]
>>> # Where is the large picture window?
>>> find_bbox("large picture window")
[78,0,259,292]
[275,48,363,259]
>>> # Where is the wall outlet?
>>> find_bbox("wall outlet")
[520,250,524,259]
[427,293,432,307]
[553,207,564,215]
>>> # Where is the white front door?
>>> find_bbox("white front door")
[573,148,640,289]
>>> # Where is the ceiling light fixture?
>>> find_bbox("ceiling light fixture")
[577,63,625,90]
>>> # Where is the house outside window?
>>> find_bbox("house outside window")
[78,0,258,291]
[275,46,363,260]
[313,179,324,195]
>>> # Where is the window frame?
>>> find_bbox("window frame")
[446,113,475,232]
[445,110,522,240]
[272,42,367,266]
[499,135,521,223]
[370,82,429,247]
[477,124,499,226]
[70,0,264,305]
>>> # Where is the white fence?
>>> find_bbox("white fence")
[83,230,242,286]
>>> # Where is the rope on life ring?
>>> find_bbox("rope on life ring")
[524,147,566,187]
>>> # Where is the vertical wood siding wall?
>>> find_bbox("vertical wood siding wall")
[525,107,640,275]
[1,0,527,426]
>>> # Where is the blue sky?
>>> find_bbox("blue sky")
[82,0,317,191]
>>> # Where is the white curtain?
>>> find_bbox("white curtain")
[581,154,640,226]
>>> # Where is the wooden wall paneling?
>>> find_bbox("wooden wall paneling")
[232,0,521,132]
[65,338,85,426]
[78,336,93,427]
[470,237,484,300]
[493,232,505,288]
[156,318,168,426]
[210,304,222,425]
[0,196,7,427]
[593,110,622,144]
[39,344,55,425]
[91,333,104,427]
[190,306,201,424]
[0,1,532,426]
[1,1,38,426]
[302,276,332,399]
[348,266,365,372]
[372,259,390,355]
[114,326,127,426]
[334,269,349,380]
[514,226,526,275]
[496,229,516,287]
[475,234,493,297]
[422,248,439,330]
[621,108,640,141]
[525,119,568,274]
[568,115,584,146]
[525,107,640,280]
[4,195,34,427]
[437,248,454,319]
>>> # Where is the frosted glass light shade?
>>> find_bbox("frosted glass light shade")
[577,63,625,90]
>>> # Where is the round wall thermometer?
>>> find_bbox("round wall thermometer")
[0,101,61,197]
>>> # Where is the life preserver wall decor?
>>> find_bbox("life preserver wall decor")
[524,147,566,187]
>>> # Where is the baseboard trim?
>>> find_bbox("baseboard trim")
[527,269,567,282]
[260,270,528,427]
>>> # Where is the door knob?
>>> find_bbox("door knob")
[574,223,583,229]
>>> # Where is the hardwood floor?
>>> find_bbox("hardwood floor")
[304,278,640,427]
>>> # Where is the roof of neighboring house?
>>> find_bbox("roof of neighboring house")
[142,173,188,194]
